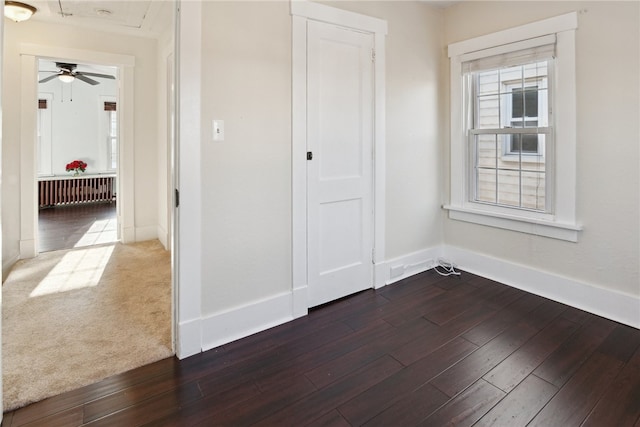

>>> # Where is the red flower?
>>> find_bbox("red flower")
[66,160,87,173]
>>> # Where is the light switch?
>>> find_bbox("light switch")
[213,120,224,142]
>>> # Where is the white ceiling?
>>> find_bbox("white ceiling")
[28,0,173,39]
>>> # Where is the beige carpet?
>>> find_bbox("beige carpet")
[2,240,173,411]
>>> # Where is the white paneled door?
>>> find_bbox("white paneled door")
[307,20,374,307]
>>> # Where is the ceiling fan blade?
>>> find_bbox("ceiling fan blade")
[39,74,60,84]
[75,74,100,86]
[78,72,115,80]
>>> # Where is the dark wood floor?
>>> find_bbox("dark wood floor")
[3,270,639,426]
[38,203,117,252]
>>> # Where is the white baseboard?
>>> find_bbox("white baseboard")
[19,239,36,259]
[292,286,308,319]
[443,245,640,329]
[157,225,169,250]
[2,253,20,283]
[176,317,202,359]
[135,225,158,242]
[122,226,136,244]
[384,247,440,285]
[201,291,297,351]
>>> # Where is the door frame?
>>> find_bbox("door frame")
[19,45,136,257]
[291,0,387,316]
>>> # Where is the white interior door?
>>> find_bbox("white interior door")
[307,21,374,307]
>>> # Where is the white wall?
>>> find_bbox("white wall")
[2,19,160,272]
[442,2,639,298]
[38,69,117,175]
[156,8,175,250]
[322,1,445,259]
[186,0,444,350]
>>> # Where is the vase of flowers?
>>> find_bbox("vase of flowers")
[66,160,87,176]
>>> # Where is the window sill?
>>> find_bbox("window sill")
[442,204,582,242]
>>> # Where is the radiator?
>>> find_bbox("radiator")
[39,176,116,208]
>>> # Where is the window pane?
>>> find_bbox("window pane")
[497,169,521,208]
[476,60,549,131]
[522,171,546,211]
[512,86,538,119]
[511,133,539,154]
[472,133,546,211]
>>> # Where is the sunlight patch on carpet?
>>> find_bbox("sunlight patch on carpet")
[30,244,115,297]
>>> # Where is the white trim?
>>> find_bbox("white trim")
[291,14,308,313]
[444,205,582,242]
[291,0,387,307]
[20,44,136,67]
[201,292,296,351]
[19,239,36,259]
[442,245,640,329]
[291,0,388,35]
[292,285,308,319]
[447,13,579,240]
[2,254,20,283]
[134,225,158,242]
[18,45,136,257]
[176,317,202,360]
[157,224,169,249]
[448,12,577,58]
[175,0,203,359]
[385,247,441,285]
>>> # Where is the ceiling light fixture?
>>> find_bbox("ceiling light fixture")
[4,1,36,22]
[58,73,75,83]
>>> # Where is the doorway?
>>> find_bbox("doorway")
[36,59,119,253]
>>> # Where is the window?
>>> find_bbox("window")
[104,101,117,170]
[468,48,552,212]
[108,110,117,170]
[445,12,581,242]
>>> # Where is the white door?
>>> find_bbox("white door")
[307,21,374,307]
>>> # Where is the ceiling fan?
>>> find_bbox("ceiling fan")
[39,62,115,86]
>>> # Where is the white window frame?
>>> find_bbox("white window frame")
[107,109,117,171]
[445,12,582,242]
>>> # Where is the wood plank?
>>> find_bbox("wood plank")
[362,383,449,427]
[305,410,351,427]
[148,376,317,426]
[430,321,538,397]
[596,323,640,363]
[338,337,478,425]
[533,316,616,387]
[581,346,640,426]
[474,374,558,426]
[528,352,623,426]
[418,379,505,426]
[254,355,403,426]
[391,303,497,366]
[462,293,545,346]
[82,382,203,426]
[483,316,579,392]
[9,357,180,426]
[341,285,444,330]
[18,407,83,427]
[250,319,395,390]
[303,317,437,388]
